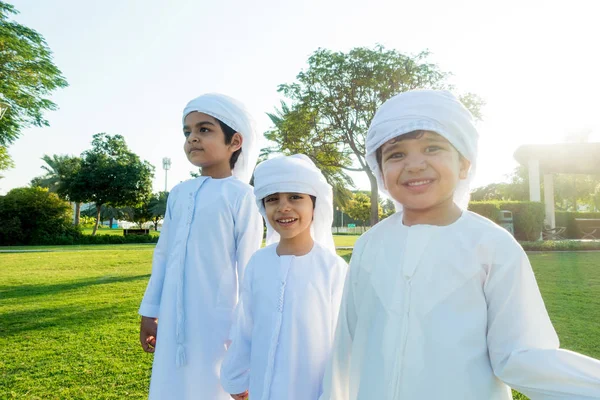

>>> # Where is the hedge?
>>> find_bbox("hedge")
[468,201,545,241]
[555,211,600,239]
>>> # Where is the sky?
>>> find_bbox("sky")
[1,0,599,195]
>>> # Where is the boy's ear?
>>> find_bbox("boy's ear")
[230,133,243,152]
[459,157,471,180]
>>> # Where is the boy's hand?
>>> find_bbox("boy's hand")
[230,391,248,400]
[140,316,158,353]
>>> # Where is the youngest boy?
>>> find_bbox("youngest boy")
[221,154,348,400]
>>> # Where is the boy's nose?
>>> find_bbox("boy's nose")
[277,199,292,212]
[404,155,427,172]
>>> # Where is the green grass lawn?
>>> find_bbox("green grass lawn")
[1,246,599,399]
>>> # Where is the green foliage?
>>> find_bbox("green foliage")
[266,45,484,225]
[468,201,501,223]
[499,201,546,241]
[30,154,82,198]
[471,165,600,212]
[0,2,68,146]
[380,198,395,219]
[555,211,600,239]
[521,240,600,251]
[78,215,96,228]
[553,174,600,212]
[0,145,14,178]
[148,191,168,230]
[0,187,80,245]
[468,201,545,241]
[345,192,382,225]
[67,133,155,234]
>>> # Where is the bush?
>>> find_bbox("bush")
[521,240,600,251]
[468,202,501,223]
[0,187,81,246]
[498,201,545,241]
[468,200,545,241]
[555,211,600,239]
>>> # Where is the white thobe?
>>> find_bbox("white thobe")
[221,243,348,400]
[321,211,600,400]
[139,176,263,400]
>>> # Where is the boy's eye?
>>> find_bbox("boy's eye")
[183,131,191,138]
[199,127,210,133]
[264,196,278,203]
[425,146,442,153]
[386,152,404,161]
[290,194,303,200]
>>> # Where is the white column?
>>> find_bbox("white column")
[543,173,555,228]
[528,159,541,202]
[72,202,77,224]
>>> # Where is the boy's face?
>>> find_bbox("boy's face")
[379,131,470,213]
[263,192,314,241]
[183,112,241,168]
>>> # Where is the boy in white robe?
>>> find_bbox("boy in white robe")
[221,154,348,400]
[320,90,600,399]
[138,93,264,400]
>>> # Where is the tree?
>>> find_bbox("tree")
[149,191,168,230]
[0,2,68,148]
[0,187,79,245]
[0,145,13,179]
[345,192,382,226]
[67,133,155,235]
[381,198,395,219]
[30,154,83,224]
[470,165,600,211]
[265,45,483,225]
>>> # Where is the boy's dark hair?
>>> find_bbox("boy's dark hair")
[375,130,426,172]
[217,120,242,170]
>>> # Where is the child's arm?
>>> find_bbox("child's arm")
[320,246,361,400]
[220,262,254,396]
[485,240,600,398]
[138,191,174,351]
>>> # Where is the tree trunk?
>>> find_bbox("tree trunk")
[367,168,379,226]
[154,218,159,231]
[92,204,101,236]
[75,203,81,225]
[110,217,114,229]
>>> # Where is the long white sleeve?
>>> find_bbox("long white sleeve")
[485,241,600,398]
[320,249,360,400]
[221,262,254,395]
[138,191,174,318]
[234,190,263,296]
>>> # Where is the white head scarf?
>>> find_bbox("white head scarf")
[366,89,479,211]
[182,93,258,184]
[253,154,335,252]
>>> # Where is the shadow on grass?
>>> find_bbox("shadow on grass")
[0,274,150,301]
[0,302,140,337]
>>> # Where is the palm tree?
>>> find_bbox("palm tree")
[31,154,83,225]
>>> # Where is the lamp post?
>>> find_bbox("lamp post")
[162,157,171,192]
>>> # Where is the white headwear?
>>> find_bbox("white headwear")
[366,89,479,211]
[182,93,258,184]
[253,154,335,252]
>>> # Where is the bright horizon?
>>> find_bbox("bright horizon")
[1,0,599,195]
